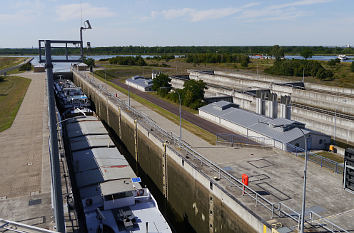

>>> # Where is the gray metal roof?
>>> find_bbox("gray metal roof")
[66,116,108,138]
[199,101,316,144]
[73,147,136,188]
[73,148,129,173]
[126,76,153,89]
[70,134,115,151]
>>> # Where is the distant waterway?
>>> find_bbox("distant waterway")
[3,54,354,73]
[1,55,155,72]
[251,55,354,62]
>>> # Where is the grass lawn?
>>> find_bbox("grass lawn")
[93,72,216,144]
[316,151,344,163]
[0,57,26,70]
[0,76,31,132]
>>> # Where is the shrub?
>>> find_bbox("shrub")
[186,53,249,65]
[109,56,146,66]
[265,60,333,80]
[327,58,340,66]
[351,61,354,72]
[83,57,95,67]
[19,62,32,71]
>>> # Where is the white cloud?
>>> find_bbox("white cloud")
[56,3,115,21]
[270,0,333,9]
[150,0,332,22]
[237,0,332,21]
[151,3,259,22]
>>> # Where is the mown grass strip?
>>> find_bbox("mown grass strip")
[0,76,31,132]
[0,57,26,70]
[316,151,344,163]
[93,73,216,144]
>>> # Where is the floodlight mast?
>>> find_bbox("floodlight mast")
[80,20,92,61]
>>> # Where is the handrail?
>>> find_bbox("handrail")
[74,70,349,233]
[217,133,344,174]
[0,218,57,233]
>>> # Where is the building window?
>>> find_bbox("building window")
[319,139,323,144]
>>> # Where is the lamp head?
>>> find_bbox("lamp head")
[84,20,92,29]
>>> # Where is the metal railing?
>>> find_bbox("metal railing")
[74,70,349,233]
[217,133,344,174]
[0,218,57,233]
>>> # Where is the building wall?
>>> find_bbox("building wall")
[125,80,152,92]
[199,109,328,151]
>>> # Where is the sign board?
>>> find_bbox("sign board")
[131,177,141,183]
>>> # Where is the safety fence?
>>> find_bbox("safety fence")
[74,70,348,233]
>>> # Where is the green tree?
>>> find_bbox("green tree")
[300,48,313,60]
[83,57,95,67]
[327,58,340,66]
[19,62,32,71]
[152,73,171,96]
[270,45,284,61]
[182,80,207,109]
[351,61,354,72]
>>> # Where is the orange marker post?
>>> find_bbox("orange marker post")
[242,174,249,195]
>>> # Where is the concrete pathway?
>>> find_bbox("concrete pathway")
[0,71,53,230]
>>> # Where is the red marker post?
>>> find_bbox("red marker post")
[242,174,249,195]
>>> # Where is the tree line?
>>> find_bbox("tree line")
[186,53,250,66]
[265,60,334,80]
[108,56,147,66]
[1,46,354,55]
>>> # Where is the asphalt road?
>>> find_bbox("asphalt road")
[111,79,258,145]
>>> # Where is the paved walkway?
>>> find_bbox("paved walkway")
[84,71,354,231]
[0,71,53,230]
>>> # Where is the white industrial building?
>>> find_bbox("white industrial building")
[199,101,330,151]
[125,76,153,92]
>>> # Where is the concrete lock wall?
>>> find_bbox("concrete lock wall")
[190,70,354,114]
[73,72,272,233]
[189,71,354,143]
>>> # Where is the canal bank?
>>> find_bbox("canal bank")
[72,70,271,233]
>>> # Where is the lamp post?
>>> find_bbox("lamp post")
[80,20,92,61]
[176,91,182,144]
[160,87,182,144]
[298,128,308,233]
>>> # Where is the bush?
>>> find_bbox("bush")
[19,62,32,71]
[265,60,333,80]
[83,57,95,67]
[186,53,249,65]
[327,58,340,66]
[109,56,146,66]
[351,61,354,72]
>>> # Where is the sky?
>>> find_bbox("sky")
[0,0,354,48]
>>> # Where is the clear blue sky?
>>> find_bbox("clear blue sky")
[1,0,353,48]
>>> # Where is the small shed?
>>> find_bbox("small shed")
[77,63,88,71]
[33,64,45,72]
